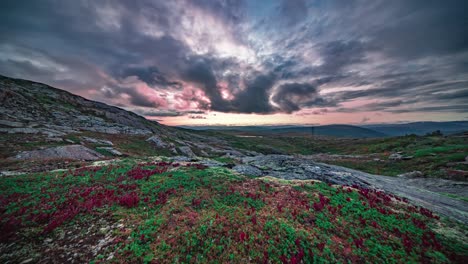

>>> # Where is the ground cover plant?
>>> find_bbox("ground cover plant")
[0,158,467,263]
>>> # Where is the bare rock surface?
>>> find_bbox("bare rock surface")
[13,145,104,161]
[81,137,113,146]
[178,146,196,158]
[241,155,468,224]
[0,75,160,136]
[146,135,168,148]
[233,165,263,177]
[398,171,424,178]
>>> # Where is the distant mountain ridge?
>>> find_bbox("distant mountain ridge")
[180,121,468,138]
[362,121,468,136]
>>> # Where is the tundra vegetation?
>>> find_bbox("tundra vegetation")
[1,158,466,263]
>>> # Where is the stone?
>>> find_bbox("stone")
[0,171,25,177]
[13,145,104,161]
[233,165,263,177]
[81,136,113,146]
[198,159,225,168]
[170,156,192,162]
[97,147,123,156]
[397,171,424,178]
[178,146,196,158]
[388,153,403,160]
[146,135,167,148]
[0,119,24,127]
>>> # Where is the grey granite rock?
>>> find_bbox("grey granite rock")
[13,145,104,161]
[233,165,263,177]
[178,146,196,158]
[81,136,114,146]
[146,135,168,148]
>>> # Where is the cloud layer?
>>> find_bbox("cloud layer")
[1,0,467,123]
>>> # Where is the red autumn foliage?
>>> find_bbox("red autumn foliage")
[354,238,364,248]
[251,215,257,225]
[126,166,167,180]
[239,231,248,242]
[192,198,202,207]
[317,242,325,252]
[118,192,140,208]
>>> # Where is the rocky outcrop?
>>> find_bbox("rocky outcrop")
[178,146,196,158]
[146,135,168,148]
[237,154,468,224]
[242,155,370,187]
[13,145,104,161]
[0,75,159,136]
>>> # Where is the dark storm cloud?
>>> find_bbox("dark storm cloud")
[0,0,467,117]
[230,73,277,113]
[120,66,182,89]
[272,82,334,113]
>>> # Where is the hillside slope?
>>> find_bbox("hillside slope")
[0,75,164,135]
[0,75,255,169]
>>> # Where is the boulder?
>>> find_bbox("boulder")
[388,153,403,160]
[13,145,104,161]
[178,146,196,158]
[146,135,167,148]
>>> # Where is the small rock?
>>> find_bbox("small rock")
[388,153,403,160]
[397,171,424,178]
[99,226,110,233]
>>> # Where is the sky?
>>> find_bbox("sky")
[1,0,467,126]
